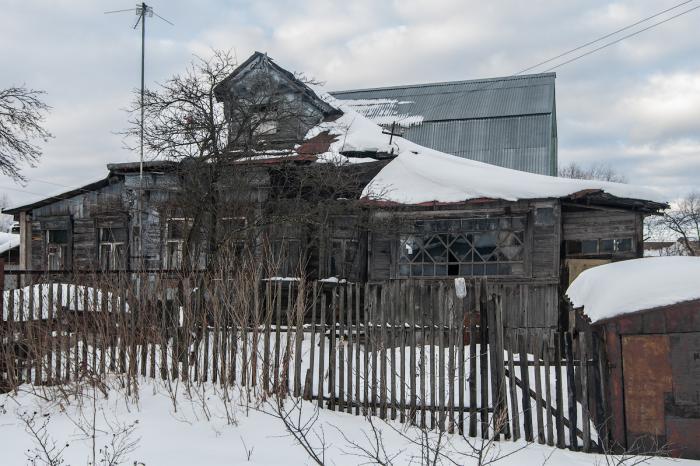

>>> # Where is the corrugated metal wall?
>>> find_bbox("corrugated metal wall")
[332,73,557,175]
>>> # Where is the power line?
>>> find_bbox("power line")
[542,5,700,72]
[515,0,695,75]
[396,2,699,124]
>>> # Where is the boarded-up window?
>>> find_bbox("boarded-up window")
[99,227,127,270]
[398,217,525,277]
[46,229,68,270]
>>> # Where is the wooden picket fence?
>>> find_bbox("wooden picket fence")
[0,270,605,452]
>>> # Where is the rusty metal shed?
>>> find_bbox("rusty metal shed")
[593,298,700,459]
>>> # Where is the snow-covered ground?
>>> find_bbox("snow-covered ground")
[566,256,700,322]
[1,377,694,465]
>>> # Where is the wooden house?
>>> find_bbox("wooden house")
[3,52,667,339]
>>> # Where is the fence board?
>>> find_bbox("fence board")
[579,334,591,452]
[565,332,578,451]
[543,344,554,446]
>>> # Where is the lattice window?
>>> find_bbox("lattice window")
[398,217,525,277]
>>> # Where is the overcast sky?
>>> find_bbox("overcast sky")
[1,0,699,208]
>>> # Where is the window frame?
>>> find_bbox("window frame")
[397,216,526,278]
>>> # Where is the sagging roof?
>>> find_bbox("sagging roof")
[331,73,557,176]
[3,177,112,215]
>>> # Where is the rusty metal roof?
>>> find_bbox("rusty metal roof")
[331,73,557,175]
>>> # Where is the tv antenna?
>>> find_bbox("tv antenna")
[105,3,173,261]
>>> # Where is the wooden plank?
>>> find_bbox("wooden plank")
[419,281,427,428]
[479,281,489,439]
[579,334,591,452]
[390,281,397,421]
[430,283,437,430]
[507,336,520,441]
[533,341,546,444]
[543,343,555,446]
[346,284,354,414]
[252,280,261,388]
[355,283,361,416]
[458,286,466,435]
[447,292,455,434]
[565,332,578,450]
[408,281,415,425]
[555,332,566,448]
[263,281,273,393]
[519,335,534,442]
[329,288,337,410]
[468,281,478,438]
[363,283,370,415]
[438,283,447,432]
[307,282,317,399]
[274,281,282,393]
[371,285,378,416]
[379,285,387,419]
[337,286,345,411]
[317,292,326,408]
[31,282,40,384]
[495,290,510,440]
[487,292,501,440]
[284,282,294,393]
[293,282,304,397]
[56,283,64,382]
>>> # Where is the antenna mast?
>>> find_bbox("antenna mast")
[106,3,173,264]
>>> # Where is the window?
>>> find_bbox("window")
[566,237,633,256]
[46,229,68,270]
[272,238,302,276]
[398,217,525,277]
[251,104,278,136]
[99,227,126,270]
[329,239,359,278]
[165,219,191,269]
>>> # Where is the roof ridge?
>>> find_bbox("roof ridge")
[330,72,556,95]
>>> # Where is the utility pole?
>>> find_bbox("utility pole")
[105,3,172,265]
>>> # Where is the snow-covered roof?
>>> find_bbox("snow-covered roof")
[566,257,700,323]
[0,232,19,255]
[305,90,667,205]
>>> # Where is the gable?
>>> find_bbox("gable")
[214,51,337,116]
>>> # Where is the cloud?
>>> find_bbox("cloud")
[1,0,699,206]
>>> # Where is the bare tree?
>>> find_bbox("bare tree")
[558,162,627,183]
[123,49,384,279]
[647,192,700,256]
[0,86,52,182]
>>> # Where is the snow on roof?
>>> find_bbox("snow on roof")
[0,232,19,255]
[566,257,700,323]
[305,88,666,205]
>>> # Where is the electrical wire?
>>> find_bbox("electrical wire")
[394,2,700,124]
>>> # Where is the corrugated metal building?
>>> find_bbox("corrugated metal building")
[331,73,557,175]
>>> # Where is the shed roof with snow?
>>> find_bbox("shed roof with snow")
[331,73,557,175]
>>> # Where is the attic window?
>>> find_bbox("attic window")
[251,103,278,136]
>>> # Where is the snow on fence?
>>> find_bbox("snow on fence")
[0,273,603,453]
